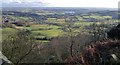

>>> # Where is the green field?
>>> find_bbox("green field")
[2,9,119,43]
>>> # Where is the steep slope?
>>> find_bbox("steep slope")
[65,24,120,65]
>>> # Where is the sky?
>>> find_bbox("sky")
[2,0,120,8]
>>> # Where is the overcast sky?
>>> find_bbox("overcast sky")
[2,0,120,8]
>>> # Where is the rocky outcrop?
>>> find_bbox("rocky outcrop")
[107,24,120,39]
[0,51,12,65]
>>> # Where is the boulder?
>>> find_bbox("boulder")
[107,24,120,39]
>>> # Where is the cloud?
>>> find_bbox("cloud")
[3,0,45,3]
[2,0,51,7]
[44,0,119,8]
[2,0,119,8]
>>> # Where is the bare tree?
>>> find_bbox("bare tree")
[2,30,39,65]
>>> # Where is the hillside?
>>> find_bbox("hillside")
[65,24,120,65]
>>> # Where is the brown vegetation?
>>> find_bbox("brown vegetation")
[65,39,120,65]
[65,24,120,65]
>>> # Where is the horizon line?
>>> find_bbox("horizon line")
[1,6,118,9]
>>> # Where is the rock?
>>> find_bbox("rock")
[107,24,120,39]
[0,51,12,65]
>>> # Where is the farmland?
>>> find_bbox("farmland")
[2,8,120,43]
